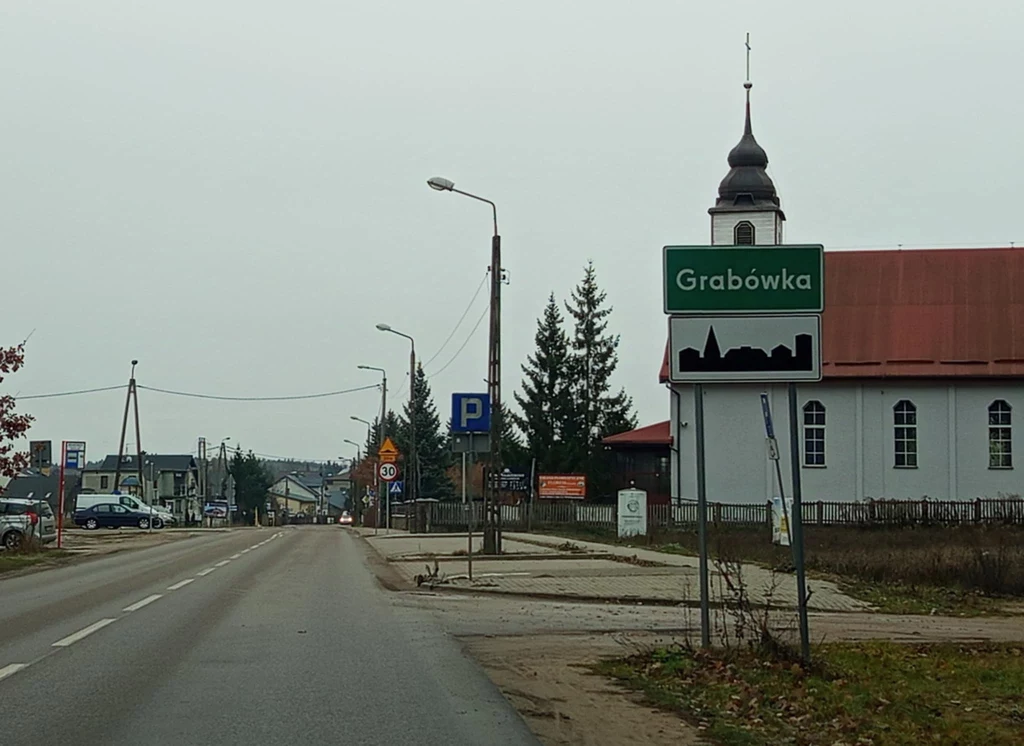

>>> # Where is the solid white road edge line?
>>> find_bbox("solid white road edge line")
[123,594,163,612]
[167,579,195,591]
[0,664,27,682]
[196,567,217,577]
[52,618,117,648]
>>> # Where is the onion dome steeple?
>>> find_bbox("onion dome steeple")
[715,82,780,208]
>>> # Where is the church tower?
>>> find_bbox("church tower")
[708,79,785,246]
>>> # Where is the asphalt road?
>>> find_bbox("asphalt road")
[0,527,539,746]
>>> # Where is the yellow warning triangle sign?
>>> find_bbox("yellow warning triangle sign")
[378,436,400,462]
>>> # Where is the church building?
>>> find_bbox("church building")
[607,82,1024,505]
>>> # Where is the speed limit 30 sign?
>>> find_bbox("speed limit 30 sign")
[378,462,399,482]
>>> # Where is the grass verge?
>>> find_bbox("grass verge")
[596,642,1024,745]
[535,524,1023,616]
[0,549,73,575]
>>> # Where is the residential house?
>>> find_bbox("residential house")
[81,454,200,518]
[267,474,320,516]
[324,470,352,517]
[1,468,83,515]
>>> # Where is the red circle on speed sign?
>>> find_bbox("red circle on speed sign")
[378,462,399,482]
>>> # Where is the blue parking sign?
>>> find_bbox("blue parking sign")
[451,393,490,433]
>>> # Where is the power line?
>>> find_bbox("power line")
[14,385,126,400]
[428,302,490,379]
[193,443,343,463]
[15,382,380,403]
[391,301,490,403]
[136,384,380,401]
[421,271,489,369]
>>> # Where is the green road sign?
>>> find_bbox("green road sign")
[663,244,824,314]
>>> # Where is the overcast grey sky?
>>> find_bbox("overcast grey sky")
[4,1,1021,464]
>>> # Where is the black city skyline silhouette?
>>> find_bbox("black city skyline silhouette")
[678,325,814,373]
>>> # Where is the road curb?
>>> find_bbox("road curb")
[406,581,875,614]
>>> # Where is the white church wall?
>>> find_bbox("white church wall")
[669,379,1023,504]
[954,383,1020,498]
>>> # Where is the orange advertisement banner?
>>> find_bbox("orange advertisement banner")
[537,474,587,499]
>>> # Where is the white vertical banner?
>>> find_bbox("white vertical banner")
[772,497,792,547]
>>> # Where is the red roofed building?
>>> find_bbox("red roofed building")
[610,84,1022,505]
[601,421,672,503]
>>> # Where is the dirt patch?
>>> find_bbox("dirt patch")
[465,633,708,746]
[354,532,414,591]
[61,529,198,556]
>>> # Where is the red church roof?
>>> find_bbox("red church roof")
[602,420,672,446]
[660,247,1024,381]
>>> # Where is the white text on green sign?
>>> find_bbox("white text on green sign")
[663,244,824,314]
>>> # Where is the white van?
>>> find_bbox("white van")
[75,494,174,529]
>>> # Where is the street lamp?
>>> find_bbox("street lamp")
[343,439,361,463]
[358,364,388,529]
[376,324,417,531]
[357,365,388,445]
[426,176,502,554]
[350,416,373,445]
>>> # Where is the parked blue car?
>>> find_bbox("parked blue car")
[73,503,156,530]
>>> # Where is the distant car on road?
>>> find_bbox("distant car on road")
[0,498,57,549]
[338,511,353,526]
[73,504,157,531]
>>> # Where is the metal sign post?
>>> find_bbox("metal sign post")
[694,384,711,648]
[462,451,473,582]
[787,383,811,663]
[57,441,67,549]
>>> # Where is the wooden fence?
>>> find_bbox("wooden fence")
[425,497,1024,533]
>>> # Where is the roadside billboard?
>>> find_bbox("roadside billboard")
[537,474,586,500]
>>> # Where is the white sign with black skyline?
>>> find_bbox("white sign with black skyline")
[668,314,822,383]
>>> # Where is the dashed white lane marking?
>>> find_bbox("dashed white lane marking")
[167,579,195,591]
[241,548,251,554]
[196,567,217,577]
[52,618,117,648]
[214,560,230,567]
[230,553,241,559]
[0,664,27,682]
[249,544,260,550]
[123,594,163,612]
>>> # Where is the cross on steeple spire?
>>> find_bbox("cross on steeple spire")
[745,32,751,88]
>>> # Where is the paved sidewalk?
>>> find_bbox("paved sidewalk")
[358,528,872,613]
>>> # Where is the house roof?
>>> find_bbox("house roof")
[327,488,349,511]
[660,247,1024,381]
[89,454,198,472]
[602,421,673,447]
[1,470,63,499]
[268,475,318,503]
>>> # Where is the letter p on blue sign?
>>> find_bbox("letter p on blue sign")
[451,393,491,433]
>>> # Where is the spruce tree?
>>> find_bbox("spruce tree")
[398,366,454,500]
[363,411,401,456]
[564,261,637,493]
[512,293,574,473]
[497,402,527,470]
